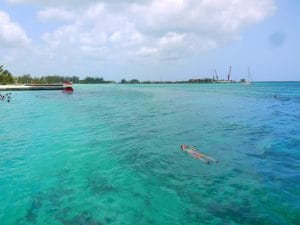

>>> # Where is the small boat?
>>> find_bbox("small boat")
[63,81,73,93]
[181,144,218,164]
[241,67,253,85]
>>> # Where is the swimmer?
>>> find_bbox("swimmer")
[181,144,218,164]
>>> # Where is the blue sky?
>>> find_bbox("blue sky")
[0,0,299,81]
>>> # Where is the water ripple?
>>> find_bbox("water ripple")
[0,83,299,224]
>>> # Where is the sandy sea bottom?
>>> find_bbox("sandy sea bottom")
[0,83,299,225]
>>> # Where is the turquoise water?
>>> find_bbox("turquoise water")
[0,83,299,225]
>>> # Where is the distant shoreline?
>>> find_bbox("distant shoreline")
[1,81,299,91]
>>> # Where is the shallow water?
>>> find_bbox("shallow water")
[0,82,299,225]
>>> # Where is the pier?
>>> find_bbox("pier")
[0,84,64,91]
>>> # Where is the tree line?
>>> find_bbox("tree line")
[0,65,115,84]
[15,75,80,84]
[119,78,214,84]
[15,75,116,84]
[0,65,217,85]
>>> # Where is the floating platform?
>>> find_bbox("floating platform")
[0,84,64,91]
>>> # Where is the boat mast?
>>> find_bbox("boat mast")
[248,66,251,82]
[215,69,218,81]
[227,65,231,81]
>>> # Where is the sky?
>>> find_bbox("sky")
[0,0,299,81]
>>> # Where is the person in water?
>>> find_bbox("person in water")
[181,144,210,163]
[0,92,12,102]
[181,144,218,164]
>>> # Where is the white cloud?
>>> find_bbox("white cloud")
[3,0,277,77]
[0,11,30,47]
[41,22,82,49]
[5,0,147,7]
[137,47,158,57]
[34,0,275,62]
[38,8,75,22]
[135,0,276,35]
[159,32,185,47]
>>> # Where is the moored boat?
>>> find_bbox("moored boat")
[241,67,253,85]
[63,81,73,93]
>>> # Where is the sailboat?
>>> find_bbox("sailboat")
[215,69,219,81]
[242,67,253,85]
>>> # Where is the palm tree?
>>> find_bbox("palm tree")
[0,66,15,84]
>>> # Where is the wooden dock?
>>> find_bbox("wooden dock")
[0,84,64,91]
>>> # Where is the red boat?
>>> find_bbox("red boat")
[63,81,73,93]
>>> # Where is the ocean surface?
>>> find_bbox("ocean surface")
[0,82,299,225]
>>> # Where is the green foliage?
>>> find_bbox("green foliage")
[80,77,103,84]
[16,74,32,84]
[0,65,15,84]
[14,74,113,84]
[119,79,140,84]
[120,79,127,84]
[188,78,213,83]
[80,76,114,84]
[129,79,140,84]
[16,75,80,84]
[71,76,80,83]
